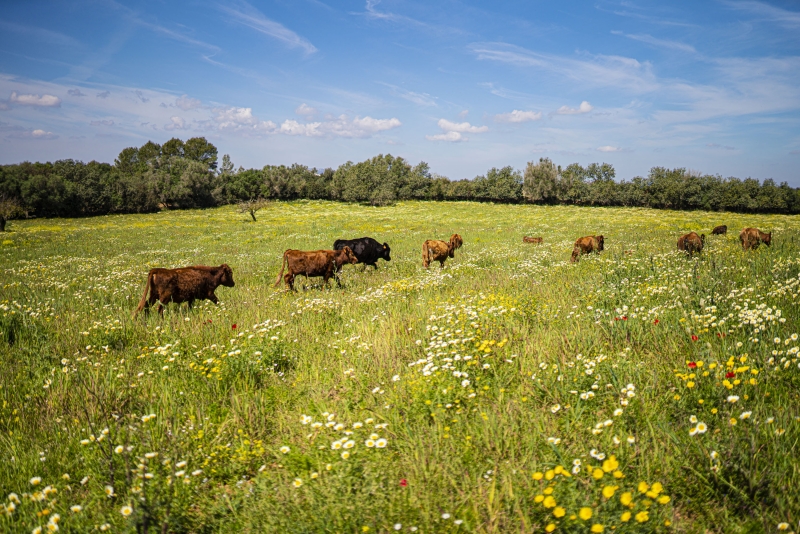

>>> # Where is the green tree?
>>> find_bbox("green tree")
[0,195,24,232]
[184,137,218,172]
[523,158,560,203]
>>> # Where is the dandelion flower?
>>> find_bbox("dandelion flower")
[621,512,631,522]
[553,506,566,518]
[620,492,633,506]
[602,485,617,499]
[591,525,604,533]
[120,505,133,517]
[545,524,556,533]
[635,511,649,523]
[543,496,556,508]
[578,507,593,520]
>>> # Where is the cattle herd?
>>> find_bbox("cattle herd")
[132,225,773,316]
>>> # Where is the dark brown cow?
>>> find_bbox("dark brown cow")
[274,247,358,290]
[740,227,772,250]
[523,236,543,244]
[677,232,705,257]
[571,235,604,263]
[450,233,463,251]
[711,225,727,235]
[134,264,235,317]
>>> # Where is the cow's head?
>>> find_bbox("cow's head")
[342,246,359,264]
[450,233,463,250]
[218,264,235,287]
[596,235,605,251]
[381,243,391,261]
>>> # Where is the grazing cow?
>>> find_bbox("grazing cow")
[450,234,463,251]
[333,237,391,270]
[274,247,358,291]
[523,236,543,244]
[740,228,772,250]
[571,235,604,263]
[134,264,235,317]
[677,232,705,257]
[711,225,727,235]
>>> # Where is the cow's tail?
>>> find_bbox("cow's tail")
[274,250,289,287]
[133,272,153,318]
[422,241,430,268]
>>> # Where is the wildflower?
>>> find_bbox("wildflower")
[739,411,752,420]
[301,415,312,425]
[725,372,736,378]
[114,445,124,454]
[621,512,631,522]
[343,440,355,449]
[70,505,82,513]
[688,361,697,368]
[365,439,375,448]
[550,404,561,413]
[691,335,698,342]
[394,525,402,531]
[442,513,451,519]
[341,451,350,459]
[543,496,556,508]
[191,470,202,476]
[591,525,604,533]
[635,511,649,523]
[293,478,302,488]
[778,523,789,531]
[310,472,318,479]
[376,438,388,448]
[30,477,41,486]
[121,505,133,517]
[613,409,623,416]
[658,495,670,504]
[579,507,593,520]
[279,446,290,454]
[602,485,617,498]
[602,456,619,472]
[620,492,633,506]
[545,524,556,533]
[553,506,566,518]
[105,485,114,497]
[231,324,237,330]
[626,436,635,445]
[696,422,708,434]
[727,395,739,403]
[399,479,408,487]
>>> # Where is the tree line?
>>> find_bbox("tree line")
[1,137,799,229]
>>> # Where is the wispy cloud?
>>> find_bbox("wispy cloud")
[279,115,401,137]
[470,42,658,93]
[722,1,800,27]
[175,95,202,111]
[9,91,61,107]
[377,82,437,107]
[556,101,593,115]
[707,143,736,150]
[426,131,464,142]
[597,145,623,152]
[494,110,542,123]
[611,31,696,53]
[295,103,317,117]
[219,1,317,55]
[0,20,83,48]
[90,119,115,127]
[7,128,58,140]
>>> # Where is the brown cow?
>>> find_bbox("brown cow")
[134,264,235,317]
[570,235,604,263]
[422,239,455,269]
[677,232,705,257]
[450,233,463,251]
[523,236,543,244]
[274,247,358,291]
[740,227,772,250]
[711,225,727,235]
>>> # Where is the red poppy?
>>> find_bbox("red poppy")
[688,362,697,368]
[622,316,628,320]
[726,372,736,378]
[399,479,408,487]
[691,335,698,342]
[653,319,659,325]
[232,324,237,330]
[614,317,620,321]
[205,319,213,324]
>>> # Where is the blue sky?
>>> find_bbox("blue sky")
[1,0,799,183]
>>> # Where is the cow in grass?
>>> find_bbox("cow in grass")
[422,234,463,269]
[677,232,705,257]
[333,237,391,270]
[711,225,727,235]
[571,235,604,263]
[523,236,543,244]
[134,264,235,317]
[274,247,358,291]
[740,228,772,250]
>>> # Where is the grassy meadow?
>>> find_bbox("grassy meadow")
[1,200,799,533]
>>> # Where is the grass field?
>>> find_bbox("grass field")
[1,200,799,533]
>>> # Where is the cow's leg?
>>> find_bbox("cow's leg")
[208,293,218,305]
[285,273,295,291]
[371,263,378,270]
[361,264,367,272]
[187,298,195,309]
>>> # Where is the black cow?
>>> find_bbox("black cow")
[333,237,391,270]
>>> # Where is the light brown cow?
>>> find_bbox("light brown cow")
[274,247,358,290]
[134,264,235,317]
[523,236,543,244]
[677,232,705,257]
[571,235,604,263]
[739,228,772,250]
[422,234,464,269]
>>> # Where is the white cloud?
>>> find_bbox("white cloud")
[8,128,58,140]
[494,110,542,123]
[279,115,401,138]
[219,2,317,55]
[175,95,202,111]
[212,106,276,132]
[458,110,469,118]
[556,101,594,115]
[295,103,317,116]
[165,116,189,130]
[437,118,488,133]
[9,91,61,107]
[611,31,696,53]
[597,145,622,152]
[426,131,464,142]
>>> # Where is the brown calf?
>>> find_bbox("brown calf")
[274,247,358,290]
[740,228,772,250]
[571,235,604,263]
[677,232,705,257]
[134,264,235,317]
[423,240,454,269]
[711,225,727,235]
[523,236,543,244]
